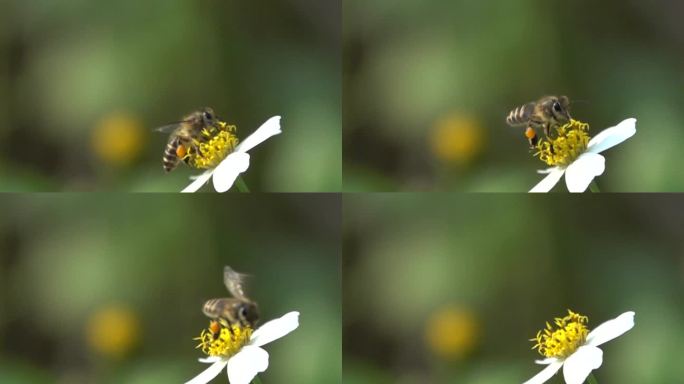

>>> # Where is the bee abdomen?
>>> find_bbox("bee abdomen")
[163,137,188,172]
[506,103,533,126]
[202,299,222,318]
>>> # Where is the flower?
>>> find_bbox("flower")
[182,116,282,193]
[529,118,636,193]
[523,310,635,384]
[186,311,299,384]
[185,122,240,170]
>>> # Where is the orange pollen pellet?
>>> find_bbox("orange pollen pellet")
[209,321,221,334]
[176,145,187,158]
[525,127,536,139]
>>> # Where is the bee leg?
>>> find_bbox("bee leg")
[189,143,202,161]
[524,127,538,148]
[180,143,199,165]
[216,318,233,335]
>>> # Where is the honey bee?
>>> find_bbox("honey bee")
[506,96,571,147]
[202,266,260,329]
[156,107,219,172]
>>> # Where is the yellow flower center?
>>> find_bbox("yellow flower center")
[531,310,589,359]
[195,322,253,357]
[535,120,590,167]
[187,121,239,169]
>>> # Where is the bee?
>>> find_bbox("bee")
[506,96,571,147]
[202,266,260,330]
[156,107,219,172]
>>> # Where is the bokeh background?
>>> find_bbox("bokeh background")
[0,194,341,383]
[343,0,684,191]
[0,0,341,191]
[344,195,684,383]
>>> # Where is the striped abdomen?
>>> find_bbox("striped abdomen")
[202,298,233,320]
[506,102,534,126]
[163,135,191,172]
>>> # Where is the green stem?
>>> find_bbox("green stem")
[251,376,263,384]
[235,176,250,193]
[587,373,599,384]
[589,180,600,193]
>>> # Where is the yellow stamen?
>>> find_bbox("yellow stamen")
[194,321,252,357]
[531,309,589,359]
[535,120,590,167]
[187,121,239,169]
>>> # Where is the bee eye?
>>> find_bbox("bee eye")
[203,111,213,120]
[553,102,562,112]
[239,306,247,317]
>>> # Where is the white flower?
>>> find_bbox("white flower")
[530,118,636,193]
[523,311,635,384]
[182,116,282,193]
[186,311,299,384]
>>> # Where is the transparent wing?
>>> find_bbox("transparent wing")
[154,122,183,133]
[223,266,250,300]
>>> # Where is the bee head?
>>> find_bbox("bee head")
[547,96,571,124]
[238,302,260,327]
[201,107,217,127]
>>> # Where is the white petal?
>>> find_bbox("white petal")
[586,311,635,347]
[529,168,565,193]
[562,346,603,384]
[227,345,269,384]
[181,170,214,193]
[522,361,563,384]
[535,357,560,365]
[586,118,636,154]
[250,311,300,348]
[198,356,222,364]
[212,152,251,193]
[537,168,557,175]
[234,116,282,153]
[564,152,605,192]
[185,359,228,384]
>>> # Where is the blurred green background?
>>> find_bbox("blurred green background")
[344,195,684,383]
[0,194,341,383]
[0,0,341,191]
[343,0,684,191]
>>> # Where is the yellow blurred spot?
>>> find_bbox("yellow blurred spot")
[86,305,140,359]
[430,114,484,166]
[92,112,145,167]
[425,306,480,361]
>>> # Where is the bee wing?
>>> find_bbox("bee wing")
[223,266,250,300]
[154,122,184,133]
